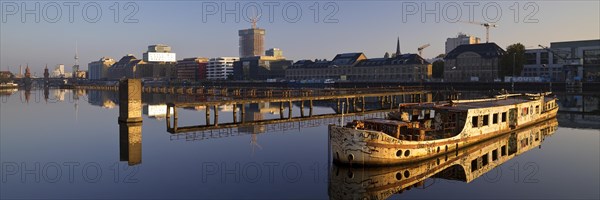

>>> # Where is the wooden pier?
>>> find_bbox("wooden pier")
[166,87,431,133]
[169,111,388,141]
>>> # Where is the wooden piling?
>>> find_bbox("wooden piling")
[288,101,292,119]
[206,106,211,125]
[309,99,313,116]
[300,100,305,117]
[233,104,238,123]
[214,105,219,126]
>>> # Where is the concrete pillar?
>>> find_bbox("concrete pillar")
[119,121,142,166]
[118,80,143,166]
[118,79,142,123]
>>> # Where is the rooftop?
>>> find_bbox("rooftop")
[445,43,506,59]
[402,94,552,111]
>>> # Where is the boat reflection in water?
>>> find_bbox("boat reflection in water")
[328,118,558,200]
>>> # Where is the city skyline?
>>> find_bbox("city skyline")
[1,1,599,73]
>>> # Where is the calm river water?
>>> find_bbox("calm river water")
[1,89,598,199]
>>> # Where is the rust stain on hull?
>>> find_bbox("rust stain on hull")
[329,93,559,166]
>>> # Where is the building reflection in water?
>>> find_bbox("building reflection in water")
[54,89,66,102]
[88,90,118,109]
[144,104,174,120]
[43,86,49,102]
[328,118,558,200]
[237,103,280,134]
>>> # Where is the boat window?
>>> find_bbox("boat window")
[492,113,498,124]
[530,106,533,114]
[449,113,457,122]
[471,159,478,172]
[482,115,489,126]
[536,105,540,114]
[501,112,507,122]
[472,116,479,128]
[482,154,489,166]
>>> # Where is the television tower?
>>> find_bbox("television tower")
[73,41,80,74]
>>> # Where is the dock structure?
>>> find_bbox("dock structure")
[166,87,431,133]
[169,111,388,142]
[75,84,430,98]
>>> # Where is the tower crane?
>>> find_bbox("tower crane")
[537,45,579,63]
[417,44,430,57]
[538,44,583,82]
[461,21,498,43]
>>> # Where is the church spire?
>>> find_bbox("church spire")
[395,37,401,56]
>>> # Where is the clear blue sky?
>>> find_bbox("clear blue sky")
[1,0,599,74]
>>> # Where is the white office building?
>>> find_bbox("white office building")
[523,40,600,82]
[522,49,563,81]
[445,33,481,54]
[88,57,116,80]
[207,57,239,80]
[52,64,65,77]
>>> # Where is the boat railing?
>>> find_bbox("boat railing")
[350,119,457,142]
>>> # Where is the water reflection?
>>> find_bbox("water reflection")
[144,104,173,120]
[1,87,598,199]
[328,118,558,200]
[119,122,142,165]
[0,88,18,95]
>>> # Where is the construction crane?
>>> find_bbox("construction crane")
[539,45,566,61]
[538,44,584,83]
[418,44,430,57]
[538,45,582,64]
[461,21,498,43]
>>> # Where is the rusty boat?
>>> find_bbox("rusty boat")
[328,92,558,166]
[329,118,558,200]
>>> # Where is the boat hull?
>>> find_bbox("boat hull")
[329,107,557,166]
